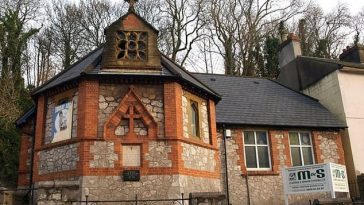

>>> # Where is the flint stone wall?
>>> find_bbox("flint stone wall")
[182,91,210,144]
[90,141,118,168]
[218,129,342,205]
[38,143,79,175]
[181,142,216,172]
[317,133,341,163]
[81,175,220,201]
[44,91,78,144]
[145,141,172,167]
[98,84,164,138]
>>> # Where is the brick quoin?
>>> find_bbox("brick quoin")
[18,133,31,186]
[163,82,183,139]
[77,79,99,139]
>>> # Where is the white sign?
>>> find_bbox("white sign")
[52,101,73,143]
[283,163,349,205]
[330,163,349,193]
[283,164,330,195]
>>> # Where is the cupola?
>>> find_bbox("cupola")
[101,0,161,72]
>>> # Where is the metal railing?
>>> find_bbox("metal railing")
[74,193,188,205]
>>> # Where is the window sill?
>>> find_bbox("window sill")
[242,170,279,176]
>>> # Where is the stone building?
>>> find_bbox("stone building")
[16,3,347,205]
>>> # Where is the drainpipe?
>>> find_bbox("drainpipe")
[242,172,251,205]
[222,124,230,205]
[29,103,37,205]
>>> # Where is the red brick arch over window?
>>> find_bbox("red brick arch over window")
[104,87,157,139]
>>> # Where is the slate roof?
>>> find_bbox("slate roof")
[32,47,220,100]
[16,106,35,127]
[33,47,104,95]
[193,73,346,128]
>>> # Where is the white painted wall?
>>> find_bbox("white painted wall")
[303,69,364,176]
[338,70,364,175]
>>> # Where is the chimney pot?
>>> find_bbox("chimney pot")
[340,45,364,63]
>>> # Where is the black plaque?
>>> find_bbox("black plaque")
[122,170,140,181]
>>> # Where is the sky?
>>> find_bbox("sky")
[318,0,364,14]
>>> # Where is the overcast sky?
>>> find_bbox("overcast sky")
[319,0,364,14]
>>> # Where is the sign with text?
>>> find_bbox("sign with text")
[283,164,330,194]
[122,170,140,181]
[52,101,73,143]
[283,163,349,195]
[330,163,349,192]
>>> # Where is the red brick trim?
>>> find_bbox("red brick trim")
[312,131,324,164]
[34,95,46,151]
[103,87,157,139]
[164,82,183,140]
[77,79,99,139]
[208,99,217,147]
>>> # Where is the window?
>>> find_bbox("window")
[289,132,314,166]
[117,31,147,60]
[190,101,200,137]
[243,131,271,170]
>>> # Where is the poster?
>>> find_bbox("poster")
[52,101,73,143]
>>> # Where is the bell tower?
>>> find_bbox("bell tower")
[101,0,161,71]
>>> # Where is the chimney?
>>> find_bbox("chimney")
[339,44,364,64]
[278,33,302,68]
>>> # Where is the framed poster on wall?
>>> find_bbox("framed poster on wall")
[52,101,73,143]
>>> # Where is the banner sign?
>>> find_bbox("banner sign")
[52,101,73,143]
[283,163,349,195]
[283,164,330,194]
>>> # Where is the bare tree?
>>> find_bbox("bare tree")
[47,0,85,70]
[208,0,305,76]
[77,0,122,48]
[352,7,364,45]
[299,3,352,58]
[160,0,207,66]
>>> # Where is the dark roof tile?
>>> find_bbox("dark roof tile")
[193,73,346,128]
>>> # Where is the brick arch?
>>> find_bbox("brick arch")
[104,87,157,139]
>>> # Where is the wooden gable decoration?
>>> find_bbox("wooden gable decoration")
[101,11,161,71]
[104,87,157,139]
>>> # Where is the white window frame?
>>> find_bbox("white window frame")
[288,131,315,166]
[243,130,272,171]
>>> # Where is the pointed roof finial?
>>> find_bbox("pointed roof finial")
[125,0,138,12]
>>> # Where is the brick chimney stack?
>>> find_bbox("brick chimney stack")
[339,44,364,64]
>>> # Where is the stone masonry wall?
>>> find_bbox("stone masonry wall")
[181,142,216,172]
[145,141,172,167]
[35,178,81,205]
[182,90,210,144]
[98,84,164,138]
[218,128,345,205]
[90,141,118,168]
[44,91,78,144]
[81,175,220,202]
[38,143,79,175]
